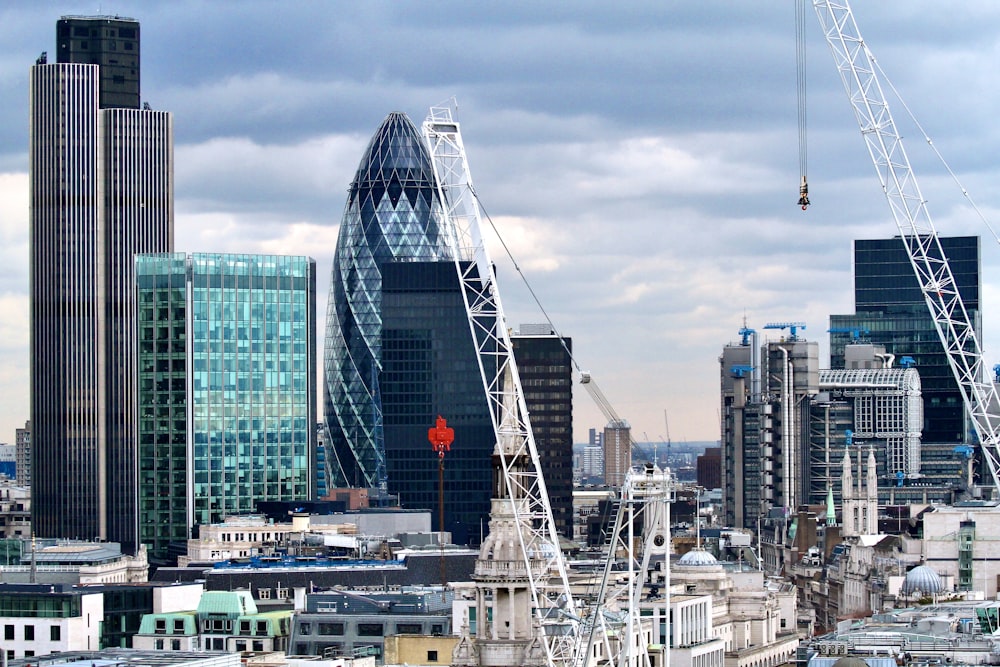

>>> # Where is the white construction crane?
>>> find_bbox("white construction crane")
[813,0,1000,492]
[422,105,579,667]
[424,105,663,667]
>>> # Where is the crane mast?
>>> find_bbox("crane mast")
[421,105,579,667]
[813,0,1000,491]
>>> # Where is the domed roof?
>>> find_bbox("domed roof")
[677,549,718,566]
[831,657,869,667]
[901,564,944,595]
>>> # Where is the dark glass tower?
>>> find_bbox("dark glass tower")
[830,236,980,443]
[30,17,172,551]
[381,262,493,545]
[324,112,454,490]
[57,16,140,109]
[511,326,574,539]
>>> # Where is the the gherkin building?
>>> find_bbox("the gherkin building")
[324,111,454,489]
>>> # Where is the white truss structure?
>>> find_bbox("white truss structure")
[814,0,1000,491]
[579,465,674,667]
[422,105,579,667]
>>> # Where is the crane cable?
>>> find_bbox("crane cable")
[796,0,810,210]
[467,186,583,375]
[869,57,1000,248]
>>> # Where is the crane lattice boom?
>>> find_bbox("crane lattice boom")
[422,105,579,667]
[814,0,1000,491]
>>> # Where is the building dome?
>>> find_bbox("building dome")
[901,565,944,595]
[677,549,718,566]
[831,657,869,667]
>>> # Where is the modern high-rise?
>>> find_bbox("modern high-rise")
[511,324,574,539]
[830,236,980,443]
[56,16,140,109]
[30,16,172,551]
[603,420,632,488]
[720,333,819,530]
[323,112,455,490]
[380,261,493,545]
[15,422,30,487]
[135,253,316,563]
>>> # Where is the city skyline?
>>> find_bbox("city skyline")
[4,3,1000,446]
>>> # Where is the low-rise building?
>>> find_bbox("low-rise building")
[136,590,291,653]
[0,540,147,584]
[289,589,452,663]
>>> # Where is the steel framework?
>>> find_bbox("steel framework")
[422,105,579,667]
[814,0,1000,491]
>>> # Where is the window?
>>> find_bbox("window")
[24,652,34,658]
[50,625,61,641]
[252,640,264,652]
[155,639,164,650]
[171,639,180,651]
[239,621,251,634]
[299,622,311,635]
[235,640,246,651]
[24,625,34,641]
[155,619,166,632]
[396,623,422,634]
[173,619,185,633]
[318,622,344,636]
[357,623,383,637]
[428,650,439,662]
[4,625,12,640]
[432,624,443,635]
[256,621,268,635]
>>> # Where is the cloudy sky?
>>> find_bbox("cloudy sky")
[3,1,1000,448]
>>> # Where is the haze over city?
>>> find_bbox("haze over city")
[3,1,1000,446]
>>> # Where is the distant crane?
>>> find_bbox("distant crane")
[764,321,806,341]
[663,410,672,468]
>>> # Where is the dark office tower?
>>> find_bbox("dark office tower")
[380,262,493,546]
[324,112,454,490]
[30,18,172,552]
[830,237,980,443]
[511,325,574,539]
[57,16,140,109]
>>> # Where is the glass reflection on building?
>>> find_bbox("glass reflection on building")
[136,253,316,562]
[323,111,454,489]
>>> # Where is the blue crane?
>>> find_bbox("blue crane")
[764,321,806,341]
[828,327,870,342]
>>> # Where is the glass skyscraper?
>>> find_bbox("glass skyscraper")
[30,16,172,552]
[380,261,494,545]
[135,253,316,563]
[324,112,455,489]
[830,236,980,443]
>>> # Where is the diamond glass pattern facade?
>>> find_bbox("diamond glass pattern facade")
[136,253,316,562]
[324,112,454,489]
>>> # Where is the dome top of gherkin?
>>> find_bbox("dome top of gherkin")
[353,111,436,192]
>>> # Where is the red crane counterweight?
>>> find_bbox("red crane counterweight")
[428,415,454,459]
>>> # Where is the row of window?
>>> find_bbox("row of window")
[297,621,441,636]
[3,624,60,641]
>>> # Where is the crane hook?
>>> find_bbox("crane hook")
[797,175,810,210]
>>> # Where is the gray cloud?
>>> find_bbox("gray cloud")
[3,1,1000,445]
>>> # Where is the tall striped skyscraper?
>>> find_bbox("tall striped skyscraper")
[29,16,173,552]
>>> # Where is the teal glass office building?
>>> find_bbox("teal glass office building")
[135,253,316,562]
